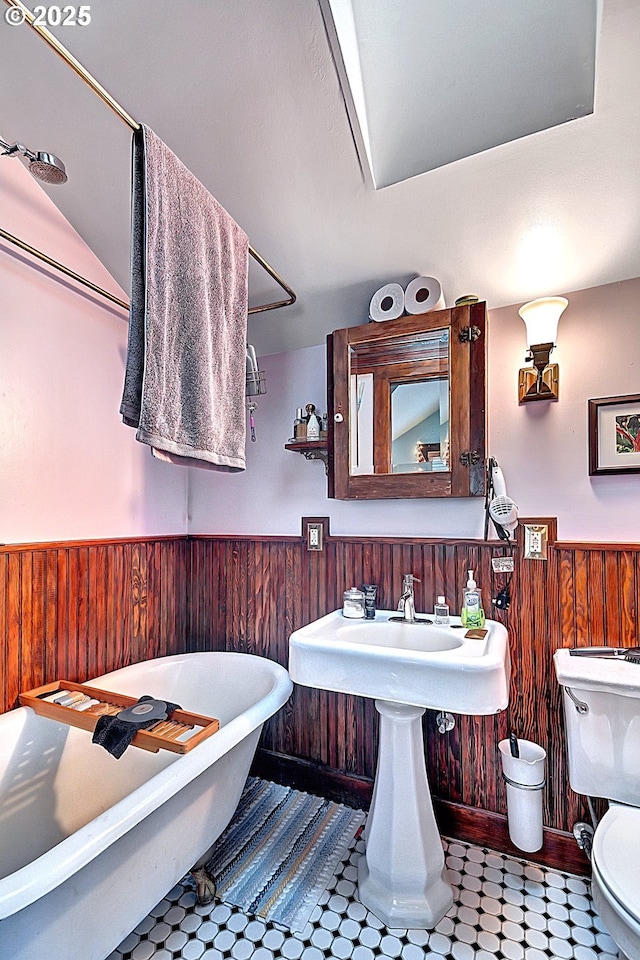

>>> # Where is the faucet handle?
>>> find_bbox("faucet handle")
[402,573,420,587]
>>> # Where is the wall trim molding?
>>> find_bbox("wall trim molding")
[554,541,640,552]
[0,534,186,552]
[189,533,513,546]
[193,533,640,552]
[3,533,638,553]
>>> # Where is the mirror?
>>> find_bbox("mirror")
[391,378,449,474]
[328,303,486,499]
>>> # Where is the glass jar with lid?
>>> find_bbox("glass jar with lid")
[343,586,365,619]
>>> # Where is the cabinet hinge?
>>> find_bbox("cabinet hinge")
[458,326,481,343]
[459,450,481,466]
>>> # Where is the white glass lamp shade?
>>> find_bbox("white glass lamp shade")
[518,297,568,346]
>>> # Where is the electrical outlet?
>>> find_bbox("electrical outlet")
[530,529,543,553]
[305,521,324,551]
[302,517,330,552]
[524,523,548,560]
[307,524,322,550]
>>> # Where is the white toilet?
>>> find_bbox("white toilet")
[554,648,640,960]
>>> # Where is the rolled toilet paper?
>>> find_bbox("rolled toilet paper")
[404,276,445,314]
[369,283,405,322]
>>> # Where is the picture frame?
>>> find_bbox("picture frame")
[588,394,640,476]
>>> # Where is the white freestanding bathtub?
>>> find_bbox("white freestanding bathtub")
[0,652,293,960]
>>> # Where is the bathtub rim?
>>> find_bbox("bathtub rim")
[0,651,293,920]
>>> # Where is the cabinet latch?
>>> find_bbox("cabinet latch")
[458,326,481,343]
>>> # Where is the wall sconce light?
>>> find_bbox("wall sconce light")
[518,296,568,403]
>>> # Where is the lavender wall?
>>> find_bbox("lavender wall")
[2,153,638,546]
[188,342,484,538]
[0,156,187,544]
[189,277,640,542]
[486,279,640,541]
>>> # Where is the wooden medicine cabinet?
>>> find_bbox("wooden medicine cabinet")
[327,302,487,500]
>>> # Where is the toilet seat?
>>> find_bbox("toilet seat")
[593,805,640,923]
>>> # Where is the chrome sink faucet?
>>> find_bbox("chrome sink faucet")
[397,573,420,622]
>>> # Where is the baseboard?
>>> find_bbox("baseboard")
[433,799,590,876]
[251,748,373,809]
[251,749,590,877]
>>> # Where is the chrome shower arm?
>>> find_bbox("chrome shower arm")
[0,138,36,160]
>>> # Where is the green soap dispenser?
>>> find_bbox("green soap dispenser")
[461,569,485,627]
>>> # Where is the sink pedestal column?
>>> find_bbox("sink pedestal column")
[358,699,453,929]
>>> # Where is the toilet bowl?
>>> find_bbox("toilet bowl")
[591,805,640,960]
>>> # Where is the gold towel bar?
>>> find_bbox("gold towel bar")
[1,0,297,315]
[0,227,129,312]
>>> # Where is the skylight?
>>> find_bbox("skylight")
[321,0,599,188]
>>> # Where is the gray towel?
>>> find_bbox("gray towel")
[121,124,249,471]
[92,695,181,759]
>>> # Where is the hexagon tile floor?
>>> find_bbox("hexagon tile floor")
[107,827,618,960]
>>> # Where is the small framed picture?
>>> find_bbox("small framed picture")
[588,394,640,475]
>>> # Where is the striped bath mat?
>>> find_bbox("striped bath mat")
[205,777,365,932]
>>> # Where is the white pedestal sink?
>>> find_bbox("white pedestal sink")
[359,699,453,928]
[289,610,510,929]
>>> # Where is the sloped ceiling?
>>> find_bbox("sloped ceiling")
[0,0,638,358]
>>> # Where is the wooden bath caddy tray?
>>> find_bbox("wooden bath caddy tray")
[19,680,220,754]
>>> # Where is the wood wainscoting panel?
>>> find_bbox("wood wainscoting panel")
[2,532,638,874]
[189,534,640,870]
[0,537,189,715]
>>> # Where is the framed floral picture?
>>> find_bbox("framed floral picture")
[588,394,640,475]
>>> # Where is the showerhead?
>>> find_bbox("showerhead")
[27,150,68,184]
[0,138,67,185]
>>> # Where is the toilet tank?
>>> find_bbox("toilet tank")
[553,648,640,805]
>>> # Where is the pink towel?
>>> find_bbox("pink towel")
[121,125,249,471]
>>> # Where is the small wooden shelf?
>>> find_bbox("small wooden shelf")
[20,680,220,754]
[285,440,329,473]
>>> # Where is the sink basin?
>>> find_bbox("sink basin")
[338,619,463,652]
[289,609,510,714]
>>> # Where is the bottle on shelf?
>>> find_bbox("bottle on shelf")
[306,403,320,442]
[293,408,307,441]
